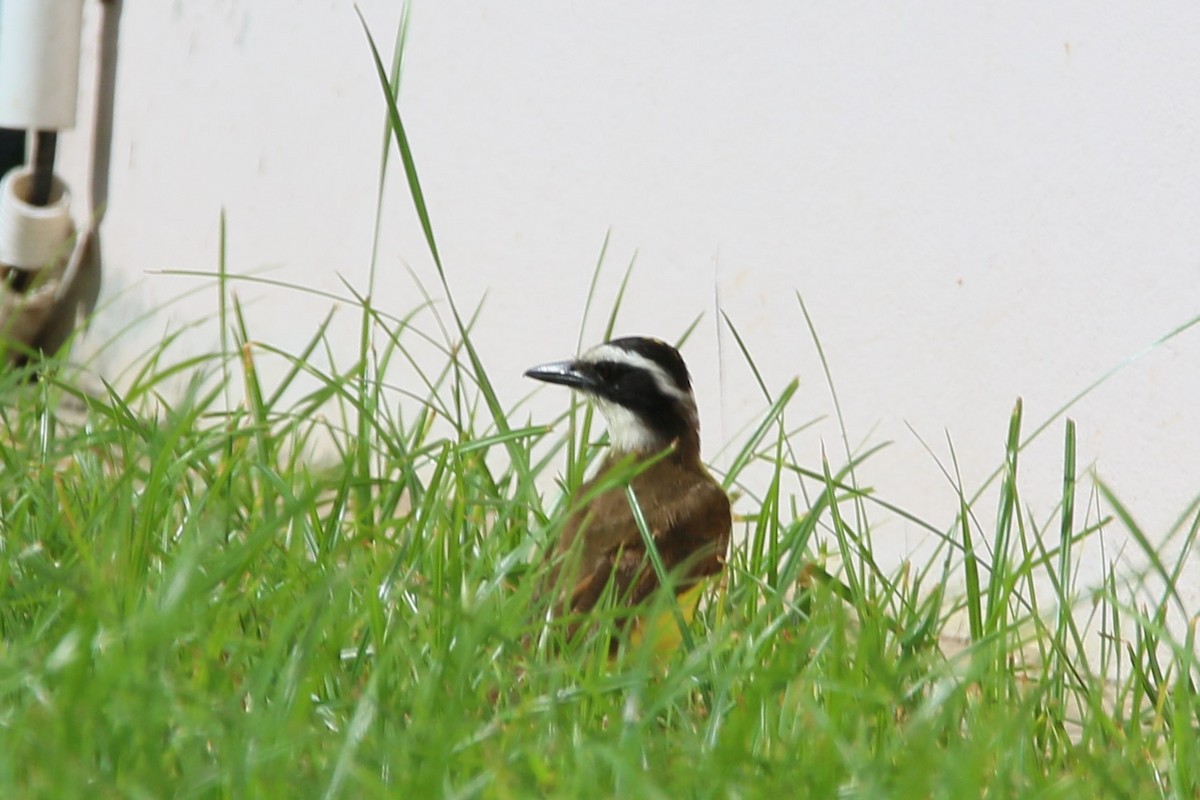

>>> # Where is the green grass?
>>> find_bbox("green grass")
[1,14,1198,798]
[1,290,1197,800]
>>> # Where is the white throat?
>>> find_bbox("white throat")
[592,396,666,453]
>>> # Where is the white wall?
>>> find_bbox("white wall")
[57,2,1200,614]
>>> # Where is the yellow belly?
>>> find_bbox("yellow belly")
[629,580,709,659]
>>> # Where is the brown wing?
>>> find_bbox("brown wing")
[553,459,731,617]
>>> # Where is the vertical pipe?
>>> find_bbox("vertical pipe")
[0,0,86,131]
[30,130,57,207]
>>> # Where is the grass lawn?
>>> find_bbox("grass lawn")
[2,260,1197,800]
[0,15,1196,798]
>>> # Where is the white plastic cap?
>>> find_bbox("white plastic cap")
[0,167,74,271]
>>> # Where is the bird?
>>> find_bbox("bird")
[524,336,731,652]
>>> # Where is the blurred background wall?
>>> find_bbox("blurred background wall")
[55,1,1200,611]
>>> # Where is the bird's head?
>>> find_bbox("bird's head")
[524,336,701,454]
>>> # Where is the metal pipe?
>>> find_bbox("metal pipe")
[30,130,57,207]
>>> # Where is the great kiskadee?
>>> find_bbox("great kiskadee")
[524,336,731,652]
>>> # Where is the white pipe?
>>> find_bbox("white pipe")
[0,167,73,271]
[0,0,87,130]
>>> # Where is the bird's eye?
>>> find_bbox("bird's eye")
[591,362,628,383]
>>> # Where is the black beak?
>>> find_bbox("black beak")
[523,359,598,391]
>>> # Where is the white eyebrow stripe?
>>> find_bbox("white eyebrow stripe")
[580,343,693,404]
